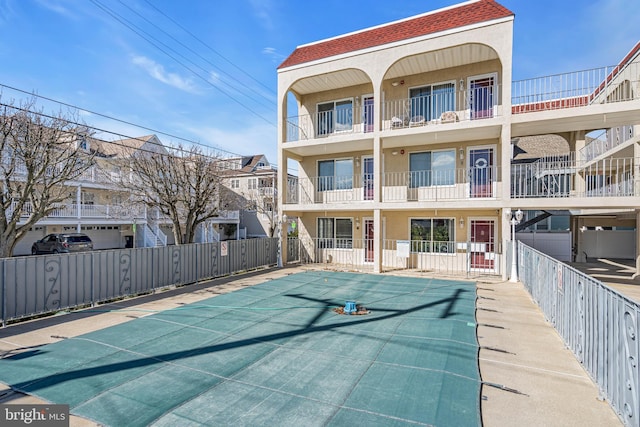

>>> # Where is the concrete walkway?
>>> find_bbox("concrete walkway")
[0,266,623,426]
[570,258,640,304]
[477,279,621,426]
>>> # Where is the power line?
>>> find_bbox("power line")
[0,99,288,177]
[0,82,240,158]
[140,0,276,98]
[117,0,276,107]
[89,0,275,126]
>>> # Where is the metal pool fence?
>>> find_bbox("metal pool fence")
[1,238,278,326]
[518,241,639,427]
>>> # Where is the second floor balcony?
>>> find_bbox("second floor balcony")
[284,155,640,205]
[286,165,503,205]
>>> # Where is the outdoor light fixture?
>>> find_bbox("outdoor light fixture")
[392,150,399,156]
[459,79,464,90]
[459,148,464,164]
[355,217,360,230]
[459,217,464,229]
[392,81,399,87]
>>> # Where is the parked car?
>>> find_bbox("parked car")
[31,233,93,255]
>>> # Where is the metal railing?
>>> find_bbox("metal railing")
[383,85,501,130]
[285,104,370,142]
[517,241,639,427]
[0,238,278,326]
[7,201,148,221]
[512,63,640,113]
[288,237,501,276]
[580,126,636,162]
[511,156,637,198]
[285,167,501,204]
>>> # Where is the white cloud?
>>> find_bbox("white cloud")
[249,0,275,31]
[131,55,199,94]
[34,0,78,20]
[262,47,285,63]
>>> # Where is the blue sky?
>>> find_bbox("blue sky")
[0,0,638,166]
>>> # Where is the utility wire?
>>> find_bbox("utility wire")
[117,0,275,107]
[89,0,275,126]
[141,0,276,97]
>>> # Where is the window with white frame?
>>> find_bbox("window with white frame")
[318,158,353,191]
[231,179,240,189]
[409,82,455,122]
[317,99,353,136]
[409,149,456,187]
[410,218,455,253]
[317,217,353,249]
[248,178,257,190]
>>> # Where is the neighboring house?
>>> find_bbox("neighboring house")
[11,134,240,255]
[220,155,278,238]
[277,0,640,277]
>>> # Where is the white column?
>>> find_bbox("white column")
[76,186,82,233]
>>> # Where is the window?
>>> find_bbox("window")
[231,179,240,189]
[318,217,353,249]
[317,99,353,136]
[248,179,257,190]
[409,82,455,121]
[410,218,455,253]
[409,150,455,188]
[318,159,353,191]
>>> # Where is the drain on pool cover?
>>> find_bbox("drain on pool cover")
[334,300,370,315]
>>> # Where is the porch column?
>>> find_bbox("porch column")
[374,209,382,274]
[575,217,587,262]
[633,210,640,281]
[501,208,511,281]
[76,186,82,233]
[501,123,512,281]
[571,131,586,195]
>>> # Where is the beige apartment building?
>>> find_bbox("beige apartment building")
[277,0,640,277]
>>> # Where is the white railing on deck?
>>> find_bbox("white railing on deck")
[511,156,637,198]
[580,126,635,162]
[512,63,640,113]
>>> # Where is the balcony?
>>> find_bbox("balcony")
[8,202,147,222]
[285,104,372,143]
[580,126,635,162]
[382,85,501,130]
[285,166,501,205]
[512,63,640,114]
[511,156,637,198]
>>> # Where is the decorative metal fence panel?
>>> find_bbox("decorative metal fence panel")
[518,241,639,427]
[1,239,278,325]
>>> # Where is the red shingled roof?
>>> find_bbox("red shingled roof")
[278,0,513,69]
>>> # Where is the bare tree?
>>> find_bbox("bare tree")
[0,97,95,257]
[123,143,223,244]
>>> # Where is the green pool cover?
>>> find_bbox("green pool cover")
[0,271,480,426]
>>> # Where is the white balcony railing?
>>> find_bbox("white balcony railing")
[383,85,500,130]
[512,63,640,113]
[285,167,499,204]
[580,126,635,162]
[285,104,372,142]
[511,156,637,198]
[7,201,147,222]
[285,86,501,141]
